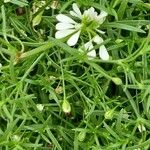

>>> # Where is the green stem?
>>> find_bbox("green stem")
[20,42,53,59]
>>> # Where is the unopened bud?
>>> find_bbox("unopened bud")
[12,135,20,142]
[105,109,114,120]
[78,131,86,141]
[36,104,44,111]
[112,77,122,85]
[115,39,123,44]
[62,100,71,113]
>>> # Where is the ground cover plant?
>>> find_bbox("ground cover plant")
[0,0,150,149]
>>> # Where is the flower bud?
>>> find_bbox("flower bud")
[36,104,44,111]
[12,135,20,142]
[62,100,71,113]
[112,77,122,85]
[105,109,114,120]
[115,39,123,44]
[78,131,86,142]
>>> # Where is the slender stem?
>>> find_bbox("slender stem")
[20,42,53,59]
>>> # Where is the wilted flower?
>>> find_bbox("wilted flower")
[50,0,59,9]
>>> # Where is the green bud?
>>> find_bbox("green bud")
[78,131,86,142]
[105,109,114,120]
[32,11,43,27]
[112,77,122,85]
[36,104,44,111]
[62,100,71,113]
[12,135,20,142]
[115,39,123,44]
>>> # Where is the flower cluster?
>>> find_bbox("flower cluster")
[55,3,109,60]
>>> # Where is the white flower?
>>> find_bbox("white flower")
[81,35,109,60]
[55,3,108,46]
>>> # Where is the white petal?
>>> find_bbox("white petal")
[87,49,96,59]
[96,29,105,34]
[99,45,109,60]
[72,3,82,17]
[56,14,76,24]
[55,29,76,39]
[84,41,96,59]
[97,11,108,23]
[87,43,96,58]
[70,11,81,18]
[99,10,108,18]
[93,35,103,44]
[88,7,95,14]
[83,7,100,22]
[84,41,92,50]
[67,30,81,46]
[56,23,75,30]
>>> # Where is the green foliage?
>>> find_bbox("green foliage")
[0,0,150,149]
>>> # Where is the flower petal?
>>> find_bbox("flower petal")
[55,29,76,39]
[70,11,80,18]
[67,30,81,46]
[99,45,109,60]
[97,10,108,23]
[56,14,76,24]
[87,49,96,59]
[93,35,103,44]
[96,29,105,34]
[84,41,96,59]
[83,7,97,21]
[84,41,92,50]
[56,23,75,30]
[99,10,108,18]
[72,3,82,17]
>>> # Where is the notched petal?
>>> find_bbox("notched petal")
[99,45,109,60]
[56,23,75,30]
[72,3,82,17]
[67,30,81,46]
[56,14,76,24]
[55,29,76,39]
